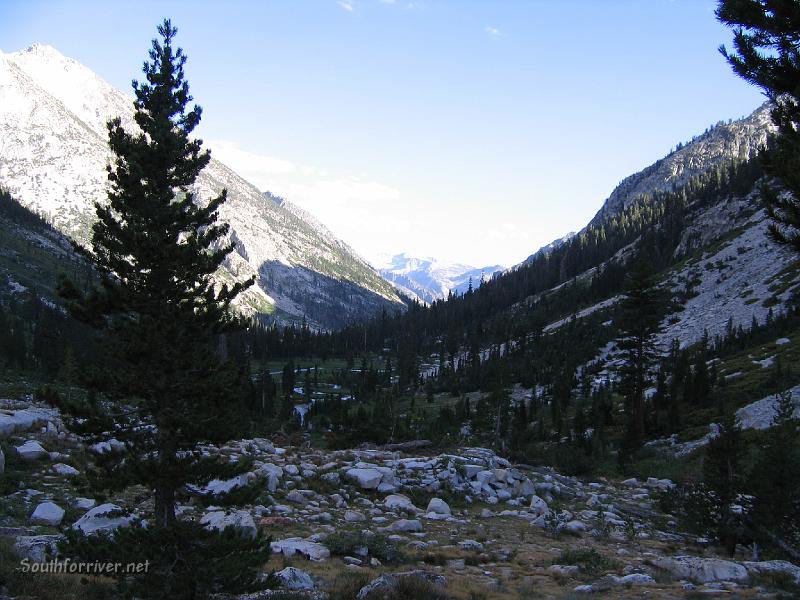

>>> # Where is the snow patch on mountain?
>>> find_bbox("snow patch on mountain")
[375,253,503,304]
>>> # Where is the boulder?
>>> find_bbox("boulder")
[51,463,79,476]
[426,498,451,516]
[356,571,446,600]
[30,502,65,526]
[743,560,800,585]
[72,503,136,536]
[346,468,383,489]
[200,509,257,540]
[459,539,484,551]
[389,519,423,533]
[651,556,749,583]
[275,566,315,590]
[0,409,49,436]
[529,494,549,517]
[74,497,96,510]
[384,494,419,513]
[271,537,330,561]
[15,440,46,461]
[344,510,366,523]
[14,534,63,562]
[286,490,307,505]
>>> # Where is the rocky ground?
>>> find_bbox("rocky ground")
[2,398,800,599]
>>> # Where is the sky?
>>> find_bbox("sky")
[1,0,766,268]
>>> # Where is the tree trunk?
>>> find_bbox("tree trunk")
[154,484,176,528]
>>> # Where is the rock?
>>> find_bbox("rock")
[345,468,383,489]
[275,566,315,591]
[564,520,587,534]
[479,508,494,519]
[271,537,330,561]
[15,440,46,460]
[529,494,549,516]
[356,570,446,600]
[621,478,638,487]
[550,564,581,577]
[344,510,367,523]
[284,464,300,476]
[426,498,451,516]
[389,519,423,533]
[74,497,96,510]
[89,438,125,454]
[321,472,340,485]
[384,494,419,513]
[344,556,363,566]
[51,463,79,476]
[200,509,257,540]
[651,556,749,583]
[579,573,655,592]
[0,408,50,436]
[743,560,800,585]
[72,503,135,536]
[459,539,484,551]
[30,502,64,526]
[286,490,307,505]
[14,534,63,562]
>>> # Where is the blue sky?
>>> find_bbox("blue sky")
[1,0,765,267]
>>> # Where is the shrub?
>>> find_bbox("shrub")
[553,548,621,576]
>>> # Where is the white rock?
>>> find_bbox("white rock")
[14,534,62,562]
[564,520,587,533]
[271,537,330,561]
[200,509,257,539]
[384,494,419,513]
[389,519,423,533]
[51,463,79,476]
[275,566,315,590]
[652,556,749,583]
[743,560,800,585]
[30,502,64,526]
[0,408,50,436]
[344,510,366,522]
[89,438,125,454]
[550,564,581,576]
[346,468,383,489]
[459,539,484,551]
[529,494,549,517]
[15,440,46,460]
[72,503,135,536]
[426,498,451,516]
[73,497,96,510]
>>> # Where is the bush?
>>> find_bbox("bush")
[553,548,621,576]
[323,531,404,564]
[60,520,271,600]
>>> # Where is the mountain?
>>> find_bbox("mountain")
[0,44,404,330]
[591,103,774,224]
[375,253,504,304]
[522,232,576,264]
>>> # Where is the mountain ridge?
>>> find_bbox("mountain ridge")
[0,44,404,330]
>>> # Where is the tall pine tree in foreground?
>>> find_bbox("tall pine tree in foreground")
[59,20,267,599]
[717,0,800,250]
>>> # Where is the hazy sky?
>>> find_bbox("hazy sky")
[1,0,765,267]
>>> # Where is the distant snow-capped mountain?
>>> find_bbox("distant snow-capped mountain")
[375,253,504,304]
[0,44,404,329]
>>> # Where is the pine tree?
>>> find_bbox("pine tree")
[58,20,266,598]
[616,262,666,455]
[750,389,800,545]
[717,1,800,251]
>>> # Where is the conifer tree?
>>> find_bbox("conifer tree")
[616,262,666,455]
[717,0,800,251]
[58,20,266,597]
